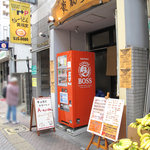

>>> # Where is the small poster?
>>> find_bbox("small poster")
[0,41,8,51]
[87,97,124,141]
[32,78,37,87]
[120,48,132,88]
[34,97,55,131]
[60,92,68,104]
[32,65,37,75]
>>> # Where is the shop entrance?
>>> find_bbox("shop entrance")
[55,0,117,97]
[89,26,117,98]
[37,49,50,97]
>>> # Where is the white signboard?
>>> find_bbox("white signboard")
[34,97,55,131]
[87,97,124,141]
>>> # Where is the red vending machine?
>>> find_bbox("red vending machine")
[57,50,95,128]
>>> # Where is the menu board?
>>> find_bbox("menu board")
[120,48,132,88]
[34,97,55,131]
[87,97,124,141]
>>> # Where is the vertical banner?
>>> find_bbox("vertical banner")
[50,61,55,93]
[9,0,31,44]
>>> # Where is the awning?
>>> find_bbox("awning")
[0,51,9,63]
[52,0,111,26]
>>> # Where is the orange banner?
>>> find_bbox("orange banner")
[101,123,118,141]
[88,120,102,134]
[52,0,110,26]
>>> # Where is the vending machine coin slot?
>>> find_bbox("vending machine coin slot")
[76,118,80,124]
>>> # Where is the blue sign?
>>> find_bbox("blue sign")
[0,41,8,51]
[32,65,37,75]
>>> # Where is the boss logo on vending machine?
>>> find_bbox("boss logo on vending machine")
[78,61,92,86]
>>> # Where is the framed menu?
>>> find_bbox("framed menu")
[87,97,124,141]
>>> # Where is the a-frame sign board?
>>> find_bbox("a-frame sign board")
[30,97,55,136]
[86,93,110,150]
[86,92,124,150]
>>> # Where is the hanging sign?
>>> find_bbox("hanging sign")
[0,41,8,51]
[120,48,132,88]
[9,0,31,44]
[87,97,124,141]
[30,97,55,136]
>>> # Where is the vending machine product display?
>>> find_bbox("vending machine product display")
[57,50,95,128]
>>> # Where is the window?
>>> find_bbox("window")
[3,26,8,40]
[89,26,116,50]
[3,10,9,17]
[18,0,36,4]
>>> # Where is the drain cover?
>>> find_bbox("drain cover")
[4,125,29,135]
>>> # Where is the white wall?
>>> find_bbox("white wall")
[125,0,149,48]
[50,29,87,123]
[10,43,32,73]
[0,0,9,40]
[31,0,56,25]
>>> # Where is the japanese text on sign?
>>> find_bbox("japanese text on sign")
[87,97,124,141]
[120,48,132,88]
[52,0,100,26]
[9,0,31,44]
[35,97,55,131]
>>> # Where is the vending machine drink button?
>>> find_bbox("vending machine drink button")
[65,89,67,92]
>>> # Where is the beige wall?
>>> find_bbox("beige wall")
[116,0,126,103]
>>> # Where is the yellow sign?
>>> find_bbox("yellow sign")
[50,61,55,93]
[9,0,31,44]
[120,48,132,88]
[52,0,110,26]
[32,78,37,87]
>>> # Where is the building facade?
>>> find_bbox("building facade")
[31,0,55,97]
[0,0,32,98]
[31,0,149,128]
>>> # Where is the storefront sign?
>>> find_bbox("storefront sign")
[37,40,49,48]
[87,97,124,141]
[32,65,37,75]
[34,97,55,131]
[32,78,37,87]
[9,0,31,44]
[0,41,8,51]
[52,0,102,26]
[120,48,132,88]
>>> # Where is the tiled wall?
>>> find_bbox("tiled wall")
[126,47,148,126]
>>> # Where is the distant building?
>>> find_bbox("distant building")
[0,0,32,96]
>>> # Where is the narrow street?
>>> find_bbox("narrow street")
[0,100,84,150]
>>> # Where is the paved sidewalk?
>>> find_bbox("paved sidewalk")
[0,101,104,150]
